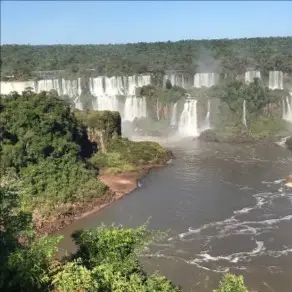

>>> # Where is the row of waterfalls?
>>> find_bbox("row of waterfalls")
[1,73,291,137]
[0,70,287,95]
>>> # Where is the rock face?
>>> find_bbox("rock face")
[197,129,219,142]
[75,110,121,153]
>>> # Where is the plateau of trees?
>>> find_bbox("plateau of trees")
[1,36,292,80]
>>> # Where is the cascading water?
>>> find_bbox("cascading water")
[124,96,147,121]
[283,94,292,122]
[0,81,36,94]
[245,71,261,84]
[170,102,178,126]
[268,71,284,90]
[163,73,190,89]
[205,100,211,129]
[178,99,199,137]
[243,99,247,128]
[193,73,219,88]
[0,79,82,98]
[89,75,151,121]
[36,79,61,95]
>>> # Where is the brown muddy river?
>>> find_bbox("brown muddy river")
[55,138,292,292]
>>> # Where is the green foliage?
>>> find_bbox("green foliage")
[75,110,122,153]
[0,91,107,214]
[0,176,62,291]
[1,37,292,79]
[75,110,121,137]
[66,224,178,292]
[141,84,186,105]
[218,78,289,119]
[7,236,61,291]
[52,259,98,292]
[90,137,170,173]
[214,274,248,292]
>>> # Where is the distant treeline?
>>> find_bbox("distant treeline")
[1,37,292,80]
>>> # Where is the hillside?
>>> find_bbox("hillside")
[1,37,292,80]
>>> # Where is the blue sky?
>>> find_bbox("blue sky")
[1,1,291,44]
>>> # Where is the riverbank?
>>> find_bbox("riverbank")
[34,161,171,235]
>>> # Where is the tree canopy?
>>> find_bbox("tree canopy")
[1,37,292,80]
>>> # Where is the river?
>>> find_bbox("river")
[55,138,292,292]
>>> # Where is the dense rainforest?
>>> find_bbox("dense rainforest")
[1,37,292,80]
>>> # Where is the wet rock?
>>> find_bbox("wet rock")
[198,129,219,142]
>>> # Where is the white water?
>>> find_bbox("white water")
[283,93,292,122]
[1,76,150,122]
[243,100,247,128]
[193,73,219,88]
[1,78,82,99]
[170,103,178,126]
[269,71,284,90]
[178,99,199,137]
[90,75,151,120]
[0,80,37,94]
[164,73,190,89]
[124,96,147,121]
[245,71,261,84]
[205,100,211,129]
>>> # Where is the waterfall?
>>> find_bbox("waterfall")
[268,71,284,90]
[163,73,190,88]
[128,75,151,95]
[245,71,261,84]
[243,100,247,128]
[90,74,151,121]
[0,81,36,94]
[124,96,147,121]
[61,78,82,97]
[36,79,61,95]
[283,94,292,122]
[170,102,178,126]
[74,96,83,111]
[178,99,199,137]
[193,73,219,88]
[205,100,211,129]
[0,79,82,98]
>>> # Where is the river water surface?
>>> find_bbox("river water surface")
[56,138,292,292]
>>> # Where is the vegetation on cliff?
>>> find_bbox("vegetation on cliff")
[90,137,171,173]
[0,90,170,220]
[1,37,292,80]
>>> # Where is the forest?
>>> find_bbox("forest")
[1,36,292,80]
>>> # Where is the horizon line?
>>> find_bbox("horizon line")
[1,35,291,46]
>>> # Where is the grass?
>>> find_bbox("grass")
[89,137,170,174]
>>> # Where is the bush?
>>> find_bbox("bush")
[214,274,248,292]
[89,137,170,173]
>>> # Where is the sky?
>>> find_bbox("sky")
[1,1,292,45]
